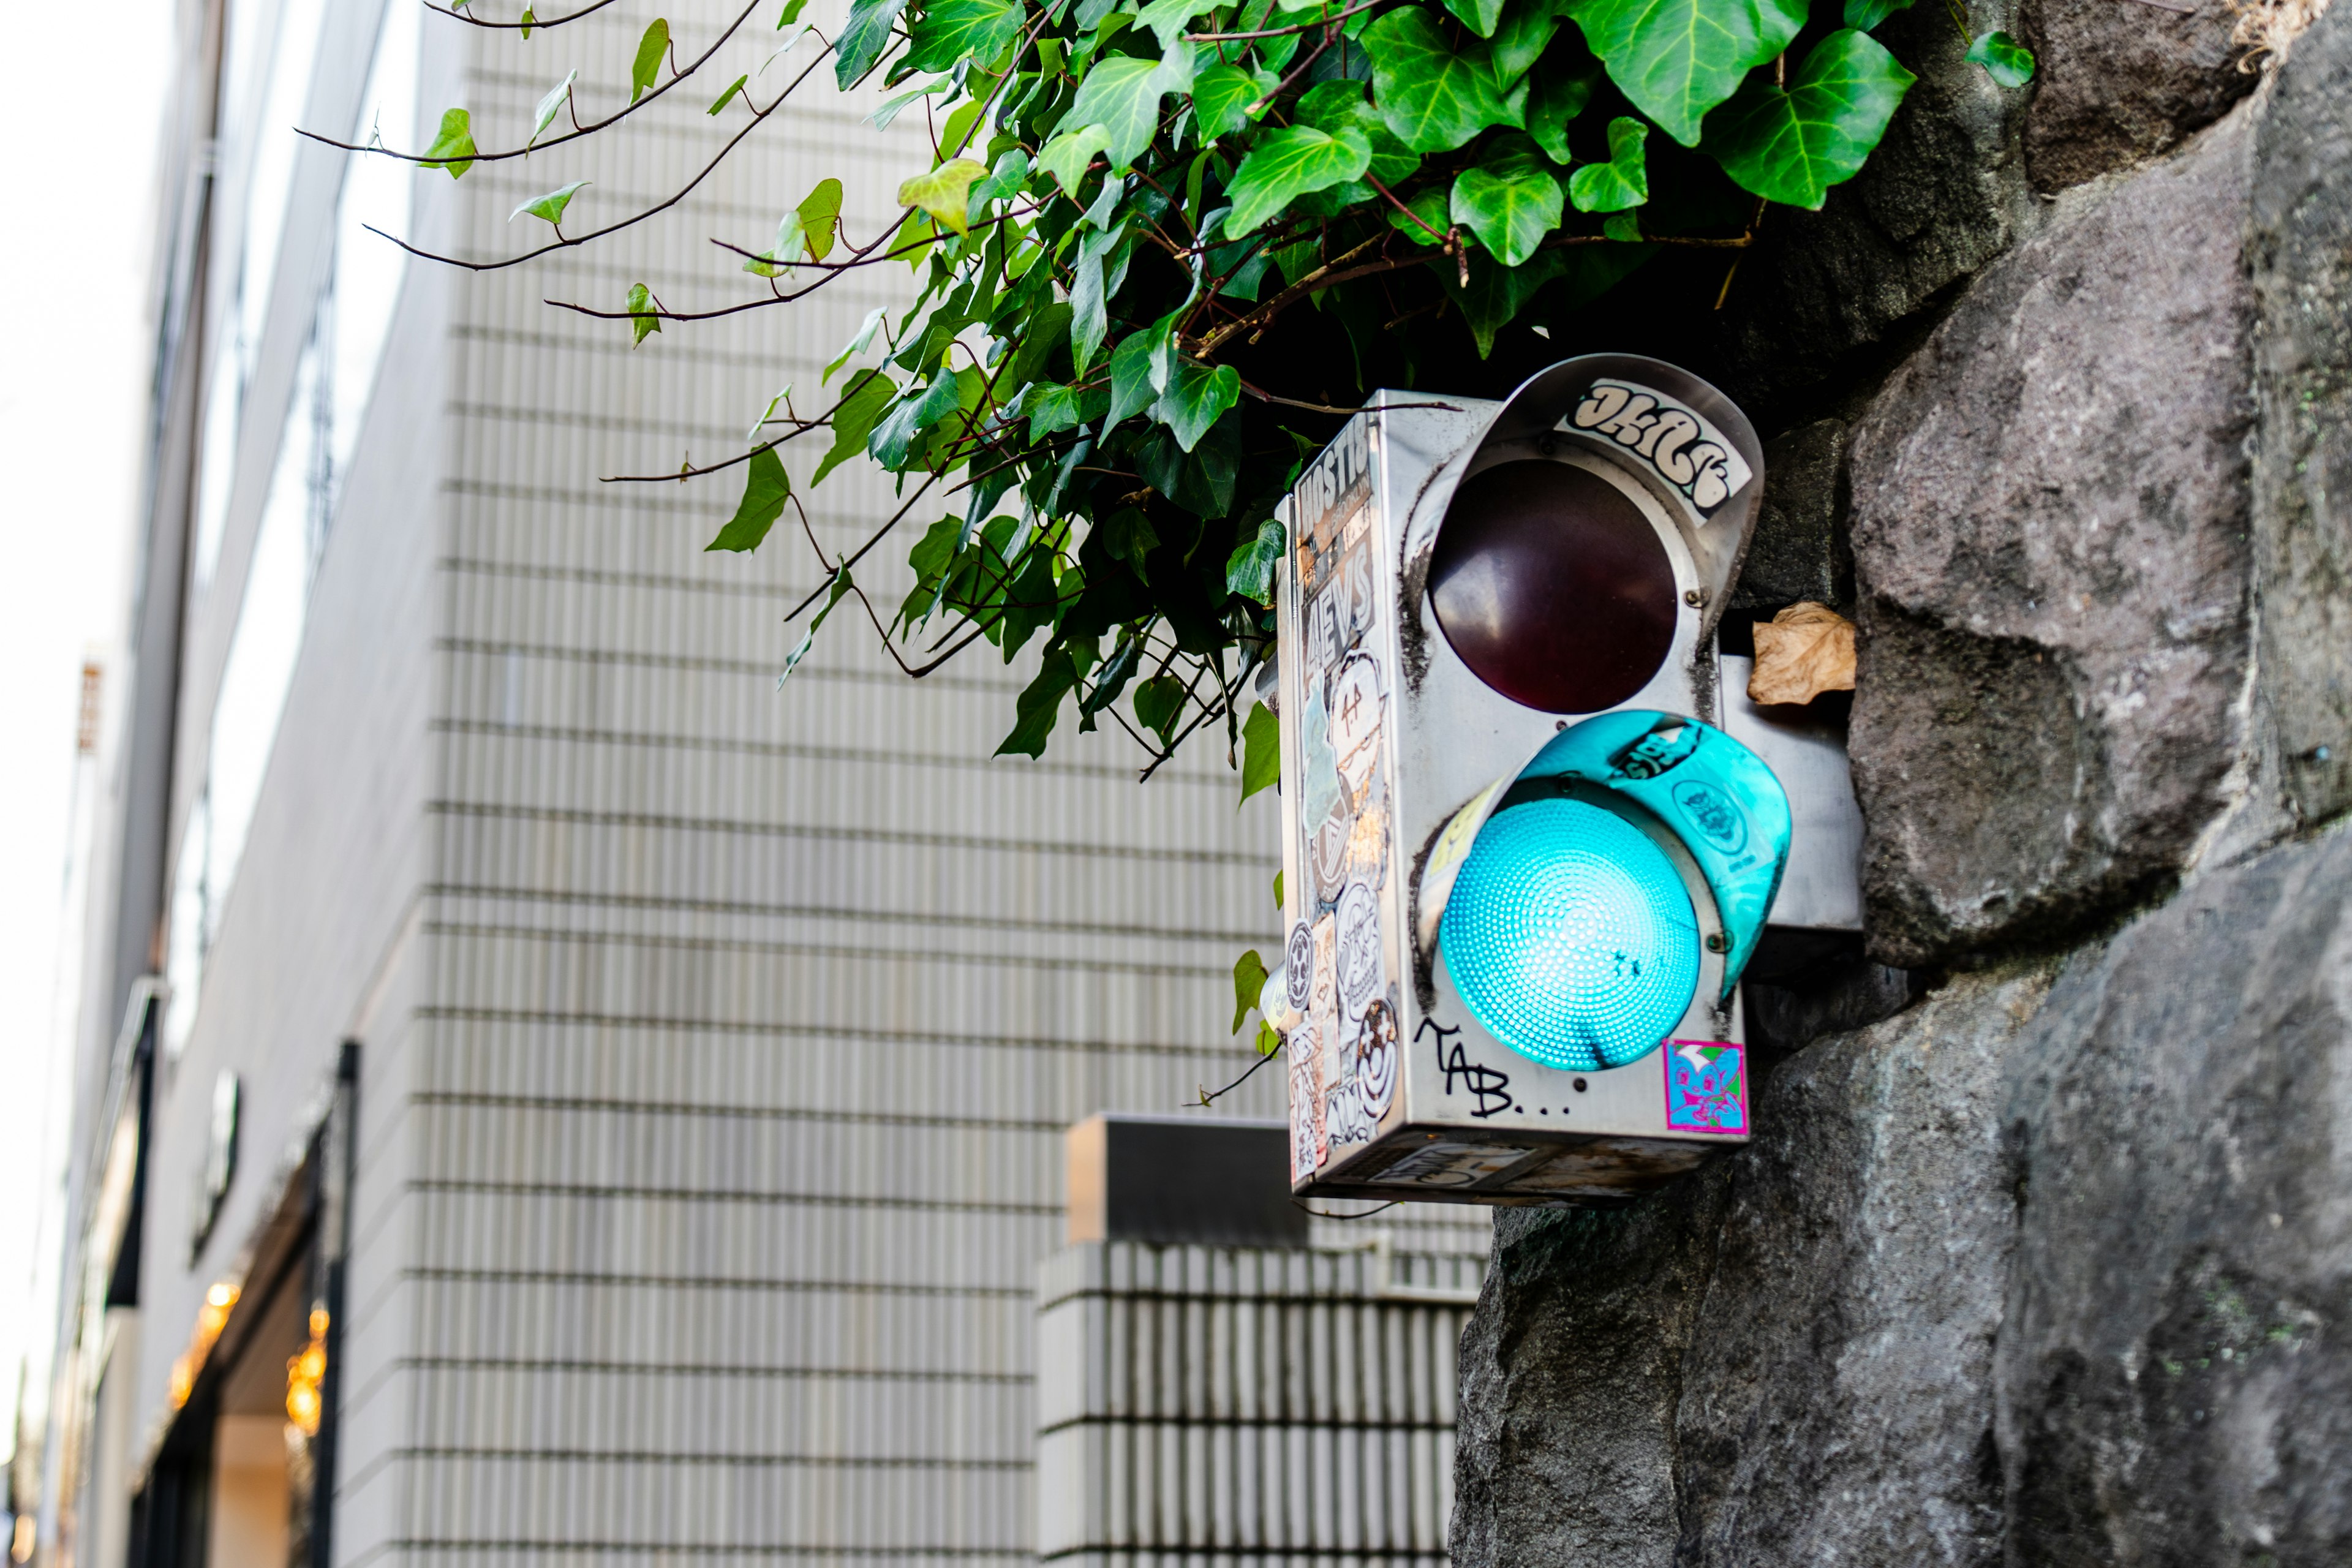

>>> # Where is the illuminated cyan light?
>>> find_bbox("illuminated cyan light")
[1439,798,1700,1071]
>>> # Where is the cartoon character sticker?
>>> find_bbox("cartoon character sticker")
[1284,922,1314,1016]
[1311,813,1352,908]
[1335,881,1383,1022]
[1309,914,1338,1029]
[1355,996,1400,1122]
[1329,651,1385,815]
[1346,797,1389,893]
[1300,683,1342,835]
[1287,1022,1324,1182]
[1664,1041,1749,1134]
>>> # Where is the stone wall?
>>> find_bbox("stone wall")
[1452,6,2352,1564]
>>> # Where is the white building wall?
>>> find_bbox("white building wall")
[92,1,1490,1564]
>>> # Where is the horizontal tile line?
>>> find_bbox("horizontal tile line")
[412,1004,1265,1060]
[436,634,1019,690]
[428,717,1231,786]
[1036,1416,1457,1438]
[391,1544,1029,1558]
[405,1268,1033,1297]
[413,1091,1066,1133]
[439,556,805,599]
[418,910,1253,960]
[1040,1550,1447,1563]
[427,799,1267,865]
[401,1357,1028,1382]
[391,1448,1031,1470]
[408,1179,1060,1215]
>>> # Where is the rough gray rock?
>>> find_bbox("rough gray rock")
[1733,419,1852,613]
[2250,2,2352,829]
[1715,1,2031,403]
[1846,111,2256,968]
[1452,967,2054,1568]
[1999,826,2352,1565]
[1673,968,2049,1568]
[2022,0,2258,191]
[1453,1177,1729,1568]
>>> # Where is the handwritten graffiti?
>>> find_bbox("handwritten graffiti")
[1421,1018,1512,1117]
[1569,380,1752,516]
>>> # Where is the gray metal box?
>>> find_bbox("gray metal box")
[1270,366,1806,1207]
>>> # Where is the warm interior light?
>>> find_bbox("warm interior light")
[1438,798,1698,1070]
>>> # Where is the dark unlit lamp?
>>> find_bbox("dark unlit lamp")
[1427,460,1680,715]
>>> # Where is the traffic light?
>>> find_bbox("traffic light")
[1267,356,1795,1205]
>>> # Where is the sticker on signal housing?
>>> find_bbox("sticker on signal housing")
[1664,1040,1749,1135]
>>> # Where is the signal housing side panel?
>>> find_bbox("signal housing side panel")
[1280,393,1756,1207]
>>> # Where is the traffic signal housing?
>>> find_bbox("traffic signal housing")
[1268,356,1795,1205]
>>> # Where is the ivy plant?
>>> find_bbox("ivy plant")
[326,0,2032,782]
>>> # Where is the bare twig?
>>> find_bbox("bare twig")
[1190,0,1379,39]
[428,0,625,29]
[300,0,766,165]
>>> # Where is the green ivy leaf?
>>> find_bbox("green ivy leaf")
[519,6,536,37]
[419,108,477,178]
[706,445,792,552]
[1567,115,1648,211]
[1232,948,1270,1032]
[1385,185,1452,243]
[1039,124,1112,193]
[1450,135,1562,265]
[1027,382,1110,440]
[1156,360,1242,452]
[871,370,965,468]
[1566,0,1806,145]
[778,567,854,687]
[1224,125,1371,235]
[1440,248,1563,356]
[1965,29,2035,86]
[1365,9,1515,154]
[707,73,749,113]
[1706,29,1915,209]
[797,177,845,260]
[1525,64,1597,161]
[997,645,1082,758]
[1107,328,1169,426]
[812,368,897,484]
[824,306,890,382]
[1843,0,1911,27]
[529,71,577,145]
[1137,0,1213,50]
[1490,0,1565,85]
[1192,64,1271,141]
[630,18,670,103]
[971,147,1031,205]
[1134,673,1187,744]
[510,179,591,225]
[1102,508,1159,580]
[897,159,988,234]
[1295,80,1420,183]
[1602,209,1643,239]
[906,0,1024,72]
[835,0,910,86]
[624,281,660,345]
[1239,699,1280,803]
[778,0,807,24]
[1069,52,1180,170]
[1225,518,1284,603]
[1254,1020,1281,1055]
[1271,869,1284,908]
[1441,0,1507,39]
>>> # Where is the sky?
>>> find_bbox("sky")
[0,0,175,1460]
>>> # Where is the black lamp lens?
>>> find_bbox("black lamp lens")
[1428,460,1679,715]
